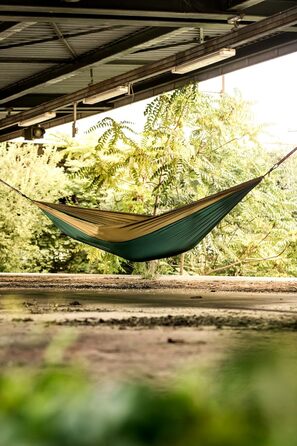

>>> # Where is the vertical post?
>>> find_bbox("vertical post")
[199,27,204,44]
[72,102,77,138]
[179,253,185,275]
[221,75,225,95]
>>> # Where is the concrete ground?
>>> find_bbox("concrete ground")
[0,273,297,382]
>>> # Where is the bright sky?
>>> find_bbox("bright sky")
[44,51,297,150]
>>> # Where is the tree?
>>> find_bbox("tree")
[73,85,297,277]
[0,85,296,276]
[0,142,86,272]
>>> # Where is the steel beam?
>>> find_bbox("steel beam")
[0,0,219,11]
[0,2,264,27]
[0,57,151,65]
[0,6,296,130]
[228,0,266,11]
[0,26,177,103]
[0,111,99,143]
[0,26,124,51]
[0,14,265,27]
[0,57,71,64]
[0,21,35,41]
[0,22,19,34]
[2,29,295,143]
[0,93,111,111]
[51,22,77,59]
[113,34,297,109]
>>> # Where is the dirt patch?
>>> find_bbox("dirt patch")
[1,273,297,293]
[1,274,297,380]
[0,320,233,380]
[48,313,297,331]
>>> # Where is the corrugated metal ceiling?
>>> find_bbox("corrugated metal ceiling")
[0,0,296,142]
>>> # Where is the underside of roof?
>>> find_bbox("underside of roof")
[0,0,296,142]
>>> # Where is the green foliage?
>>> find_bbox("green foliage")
[0,143,70,271]
[1,346,297,445]
[74,85,296,276]
[0,85,296,275]
[0,143,91,272]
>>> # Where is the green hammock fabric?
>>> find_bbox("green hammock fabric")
[0,145,295,262]
[34,177,262,261]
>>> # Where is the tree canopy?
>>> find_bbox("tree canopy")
[0,85,296,276]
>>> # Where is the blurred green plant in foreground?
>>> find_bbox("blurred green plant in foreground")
[1,346,297,446]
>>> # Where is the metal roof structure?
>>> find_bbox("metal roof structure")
[0,0,296,142]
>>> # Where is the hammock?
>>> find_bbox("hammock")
[0,146,296,262]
